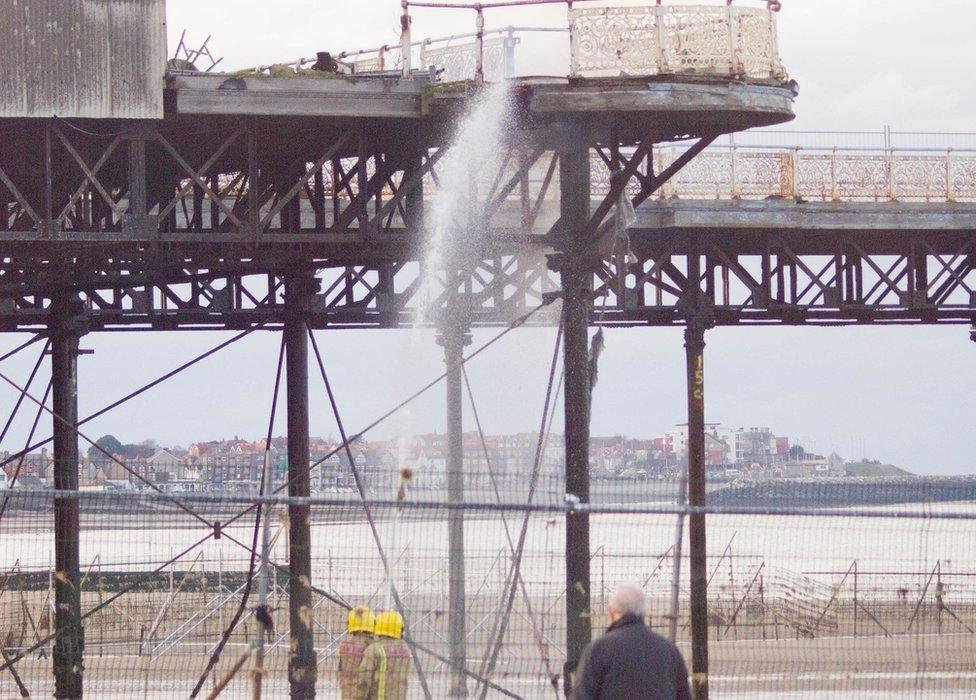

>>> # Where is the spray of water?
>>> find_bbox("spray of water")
[415,81,514,326]
[385,82,514,605]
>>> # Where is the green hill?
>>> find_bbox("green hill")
[845,461,911,477]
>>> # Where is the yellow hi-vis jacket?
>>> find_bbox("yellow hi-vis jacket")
[354,637,411,700]
[338,632,373,699]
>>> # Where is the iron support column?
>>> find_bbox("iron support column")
[557,135,592,696]
[685,321,709,699]
[50,295,86,698]
[437,322,472,698]
[285,274,316,699]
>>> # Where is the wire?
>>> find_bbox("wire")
[189,334,286,699]
[0,325,264,476]
[0,335,45,364]
[0,339,50,446]
[0,532,212,677]
[0,368,214,528]
[219,295,557,531]
[478,318,564,694]
[462,364,560,693]
[0,379,52,524]
[307,325,434,699]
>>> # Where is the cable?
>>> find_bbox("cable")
[0,532,212,677]
[478,319,564,695]
[0,339,49,445]
[0,335,45,364]
[307,325,434,699]
[0,369,215,527]
[219,296,557,531]
[0,379,52,524]
[0,325,264,475]
[189,334,286,699]
[462,364,560,694]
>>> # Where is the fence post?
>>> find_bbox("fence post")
[655,5,668,73]
[727,5,740,76]
[568,5,578,76]
[853,560,858,638]
[400,3,412,78]
[830,148,837,201]
[759,572,767,640]
[503,28,517,79]
[946,148,953,202]
[730,142,739,199]
[475,7,485,83]
[791,147,800,199]
[767,5,780,78]
[669,464,689,643]
[887,148,895,201]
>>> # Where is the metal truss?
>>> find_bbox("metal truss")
[0,119,973,330]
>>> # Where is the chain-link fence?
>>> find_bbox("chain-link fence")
[1,488,975,698]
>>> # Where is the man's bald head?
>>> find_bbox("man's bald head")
[609,583,646,622]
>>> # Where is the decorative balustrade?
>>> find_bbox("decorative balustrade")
[238,2,788,83]
[420,36,517,82]
[590,148,976,203]
[570,2,787,80]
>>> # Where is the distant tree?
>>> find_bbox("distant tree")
[122,443,155,459]
[93,435,124,457]
[139,439,159,451]
[788,444,806,461]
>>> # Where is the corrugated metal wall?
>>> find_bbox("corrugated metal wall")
[0,0,166,119]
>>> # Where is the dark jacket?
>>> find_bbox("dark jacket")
[570,614,691,700]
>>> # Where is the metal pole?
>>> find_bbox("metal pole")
[401,3,413,77]
[438,321,472,698]
[285,274,316,699]
[252,447,274,700]
[556,134,592,697]
[475,8,485,82]
[685,320,709,700]
[669,463,688,642]
[50,295,85,699]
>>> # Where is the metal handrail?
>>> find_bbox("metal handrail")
[404,0,780,8]
[240,1,788,81]
[239,26,557,75]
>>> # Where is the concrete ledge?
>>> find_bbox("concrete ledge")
[636,199,976,232]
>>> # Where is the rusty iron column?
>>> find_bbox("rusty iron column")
[685,316,709,699]
[50,295,86,698]
[285,273,317,698]
[555,132,593,696]
[437,317,472,697]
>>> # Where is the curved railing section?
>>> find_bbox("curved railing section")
[235,1,788,83]
[570,2,786,80]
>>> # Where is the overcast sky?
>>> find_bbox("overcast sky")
[1,1,973,475]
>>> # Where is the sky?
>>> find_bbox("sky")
[1,1,974,475]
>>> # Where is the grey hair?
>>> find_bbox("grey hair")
[609,583,646,617]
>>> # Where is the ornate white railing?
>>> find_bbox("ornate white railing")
[570,3,787,80]
[590,147,976,202]
[420,35,517,82]
[240,2,787,83]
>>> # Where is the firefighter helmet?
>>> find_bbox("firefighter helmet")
[374,611,404,639]
[346,605,375,634]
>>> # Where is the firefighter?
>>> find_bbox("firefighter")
[339,605,375,699]
[355,611,411,700]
